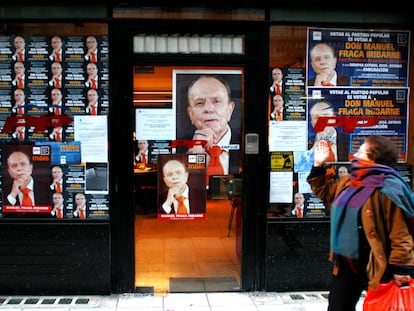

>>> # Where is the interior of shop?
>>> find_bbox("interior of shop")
[134,197,241,294]
[132,65,243,293]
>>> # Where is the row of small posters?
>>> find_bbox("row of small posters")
[268,27,411,218]
[0,34,110,219]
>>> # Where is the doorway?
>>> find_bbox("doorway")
[132,65,243,294]
[134,198,241,294]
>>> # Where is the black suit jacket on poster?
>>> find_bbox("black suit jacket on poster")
[269,87,283,100]
[158,187,206,215]
[307,74,350,87]
[3,178,51,206]
[290,205,307,218]
[336,132,350,162]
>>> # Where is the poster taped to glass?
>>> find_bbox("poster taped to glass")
[307,28,410,88]
[2,143,51,214]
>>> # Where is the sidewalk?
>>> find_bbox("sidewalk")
[0,291,365,310]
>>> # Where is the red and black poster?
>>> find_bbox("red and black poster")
[157,154,207,221]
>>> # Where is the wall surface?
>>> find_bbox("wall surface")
[0,221,111,295]
[265,219,331,291]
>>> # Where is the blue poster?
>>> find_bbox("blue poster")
[36,141,81,165]
[307,28,410,87]
[307,87,409,162]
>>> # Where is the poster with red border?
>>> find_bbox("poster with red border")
[2,143,52,214]
[157,154,206,221]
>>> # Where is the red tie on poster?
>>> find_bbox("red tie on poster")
[91,79,97,89]
[91,105,97,115]
[175,195,187,214]
[297,207,303,218]
[18,130,24,141]
[91,52,97,62]
[56,131,61,142]
[18,52,24,61]
[57,208,62,218]
[206,146,224,185]
[56,182,62,193]
[21,187,33,206]
[56,53,61,62]
[277,110,282,121]
[80,209,85,219]
[18,106,23,114]
[276,84,281,94]
[55,78,60,88]
[18,77,23,89]
[141,153,146,165]
[55,107,61,115]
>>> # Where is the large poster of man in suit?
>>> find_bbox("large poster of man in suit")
[174,70,242,186]
[2,143,51,214]
[157,154,206,221]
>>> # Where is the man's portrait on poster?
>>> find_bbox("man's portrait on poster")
[73,192,88,219]
[49,35,63,62]
[2,144,50,209]
[174,71,242,179]
[308,42,350,87]
[12,61,25,89]
[12,35,25,62]
[11,126,26,142]
[50,192,64,219]
[11,88,26,115]
[157,155,206,216]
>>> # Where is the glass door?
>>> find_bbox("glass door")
[133,65,243,294]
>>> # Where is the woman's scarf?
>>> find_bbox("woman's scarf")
[330,158,414,259]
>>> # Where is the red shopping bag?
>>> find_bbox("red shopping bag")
[363,279,414,311]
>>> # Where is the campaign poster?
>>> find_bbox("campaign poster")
[0,34,110,219]
[157,154,206,221]
[0,34,109,120]
[174,70,242,178]
[307,28,410,87]
[307,87,409,162]
[302,193,326,218]
[1,143,52,214]
[292,176,327,218]
[268,67,306,121]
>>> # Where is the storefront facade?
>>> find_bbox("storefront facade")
[0,1,412,295]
